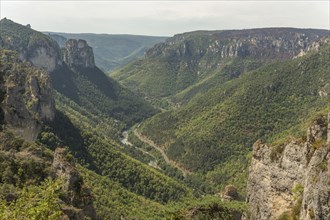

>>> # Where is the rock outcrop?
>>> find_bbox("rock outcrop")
[0,50,55,140]
[246,114,330,220]
[53,148,97,220]
[63,39,95,68]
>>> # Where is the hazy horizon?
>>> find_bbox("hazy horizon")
[1,1,329,36]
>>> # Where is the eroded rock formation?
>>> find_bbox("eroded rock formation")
[63,39,95,68]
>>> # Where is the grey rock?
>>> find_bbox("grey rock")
[0,51,55,141]
[246,114,330,220]
[28,46,62,72]
[63,39,95,68]
[147,28,329,63]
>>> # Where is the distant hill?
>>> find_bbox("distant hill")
[45,32,167,72]
[112,28,329,108]
[138,39,330,194]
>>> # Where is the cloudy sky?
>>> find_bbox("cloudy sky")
[1,0,329,36]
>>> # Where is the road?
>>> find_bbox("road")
[133,130,191,176]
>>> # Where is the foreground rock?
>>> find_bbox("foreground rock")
[246,114,330,220]
[53,147,97,220]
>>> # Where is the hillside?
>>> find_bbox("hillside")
[112,28,329,108]
[46,32,167,72]
[137,39,330,194]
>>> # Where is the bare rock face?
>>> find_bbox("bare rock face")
[147,28,329,62]
[0,18,62,72]
[28,46,62,72]
[246,114,330,220]
[0,50,55,141]
[52,148,97,220]
[63,39,95,68]
[327,113,330,144]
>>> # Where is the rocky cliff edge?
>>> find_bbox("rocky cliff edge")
[246,113,330,220]
[63,39,95,68]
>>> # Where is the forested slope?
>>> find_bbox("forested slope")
[138,40,330,194]
[112,28,329,108]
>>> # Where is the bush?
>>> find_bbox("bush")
[0,178,63,220]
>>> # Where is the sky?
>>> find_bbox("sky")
[0,0,329,36]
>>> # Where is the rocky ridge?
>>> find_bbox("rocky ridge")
[246,114,330,220]
[113,28,329,102]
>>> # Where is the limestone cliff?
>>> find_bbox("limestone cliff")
[147,28,329,62]
[0,50,55,140]
[0,18,62,72]
[63,39,95,68]
[114,28,329,101]
[246,114,330,220]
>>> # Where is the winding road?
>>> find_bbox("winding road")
[133,130,191,176]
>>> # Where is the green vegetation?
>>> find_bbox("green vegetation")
[51,64,158,126]
[277,212,292,220]
[0,131,52,187]
[40,95,190,204]
[270,144,285,162]
[0,178,63,220]
[0,130,84,219]
[112,28,329,108]
[79,166,166,219]
[166,196,247,220]
[291,184,304,220]
[2,19,330,219]
[138,43,330,194]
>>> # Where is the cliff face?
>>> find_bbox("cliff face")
[246,114,330,220]
[63,39,95,68]
[113,28,329,102]
[147,28,329,62]
[0,18,62,72]
[0,50,55,141]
